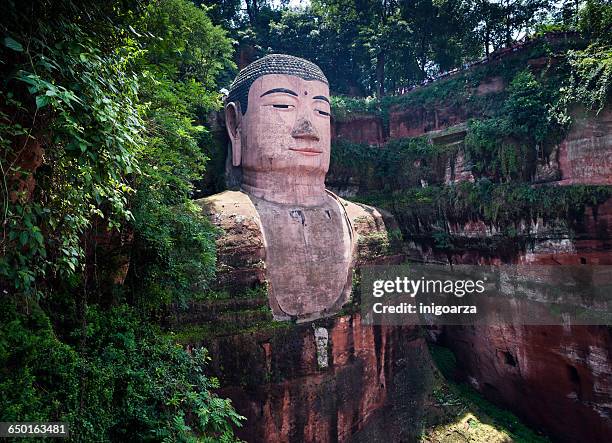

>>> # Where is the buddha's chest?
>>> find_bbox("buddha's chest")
[251,196,353,319]
[257,205,347,259]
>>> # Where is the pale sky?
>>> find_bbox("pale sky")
[269,0,311,9]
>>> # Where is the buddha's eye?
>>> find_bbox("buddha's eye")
[317,110,330,116]
[272,104,293,109]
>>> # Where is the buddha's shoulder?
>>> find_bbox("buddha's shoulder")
[336,197,399,237]
[337,197,403,264]
[194,190,265,291]
[195,190,259,221]
[194,190,262,244]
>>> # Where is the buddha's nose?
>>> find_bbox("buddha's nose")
[291,117,320,141]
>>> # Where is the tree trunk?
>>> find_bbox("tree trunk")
[376,51,385,97]
[505,2,512,47]
[245,0,258,26]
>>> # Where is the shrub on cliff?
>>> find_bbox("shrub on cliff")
[0,299,244,441]
[561,0,612,113]
[464,70,563,182]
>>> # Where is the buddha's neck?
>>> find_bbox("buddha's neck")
[241,169,327,206]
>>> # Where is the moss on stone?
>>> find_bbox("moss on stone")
[353,183,611,257]
[168,312,291,344]
[424,344,550,443]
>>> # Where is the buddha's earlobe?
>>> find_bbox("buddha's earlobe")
[225,102,242,167]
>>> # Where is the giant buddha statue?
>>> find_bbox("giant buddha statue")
[197,54,399,322]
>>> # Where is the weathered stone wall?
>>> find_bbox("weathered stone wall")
[558,108,612,185]
[197,315,433,442]
[333,115,385,146]
[328,52,612,442]
[438,324,612,443]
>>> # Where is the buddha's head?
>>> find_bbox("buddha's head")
[225,54,331,200]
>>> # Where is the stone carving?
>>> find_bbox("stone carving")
[313,326,329,369]
[198,54,399,321]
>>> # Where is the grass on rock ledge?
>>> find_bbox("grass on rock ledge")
[423,344,550,443]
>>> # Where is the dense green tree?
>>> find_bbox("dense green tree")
[311,0,401,95]
[1,0,243,439]
[560,0,612,113]
[309,0,485,95]
[398,1,482,78]
[209,0,595,96]
[474,0,551,54]
[127,0,234,311]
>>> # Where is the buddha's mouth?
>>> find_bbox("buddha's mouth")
[289,148,323,156]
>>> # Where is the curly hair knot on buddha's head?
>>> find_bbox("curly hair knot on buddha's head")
[227,54,328,114]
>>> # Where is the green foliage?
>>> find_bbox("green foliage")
[428,344,457,380]
[170,316,291,345]
[1,2,144,295]
[330,136,451,192]
[330,34,583,121]
[331,63,570,185]
[0,298,245,442]
[125,0,234,311]
[330,95,381,120]
[310,0,541,95]
[1,0,243,439]
[357,182,612,250]
[428,344,550,443]
[130,199,218,310]
[556,1,612,114]
[464,118,519,180]
[330,69,565,188]
[201,0,576,97]
[564,45,612,113]
[0,299,78,424]
[577,0,612,43]
[504,70,552,143]
[452,383,551,443]
[0,0,235,303]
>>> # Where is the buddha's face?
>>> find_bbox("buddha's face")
[228,74,331,177]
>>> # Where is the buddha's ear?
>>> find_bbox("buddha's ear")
[225,101,242,167]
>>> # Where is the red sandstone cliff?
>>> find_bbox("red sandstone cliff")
[330,52,612,443]
[204,315,433,442]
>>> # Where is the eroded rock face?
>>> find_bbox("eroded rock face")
[199,314,433,442]
[411,198,611,443]
[520,198,612,266]
[406,196,612,442]
[334,116,385,146]
[439,202,612,442]
[439,325,612,443]
[475,76,504,95]
[558,108,612,185]
[444,148,474,184]
[326,69,612,442]
[389,105,469,139]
